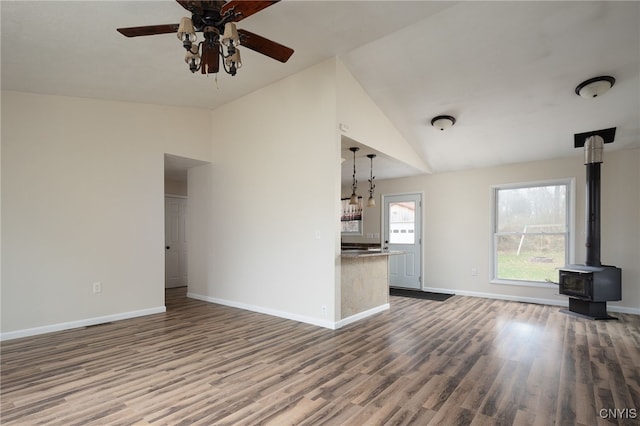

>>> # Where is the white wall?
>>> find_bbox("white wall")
[185,162,213,306]
[336,57,429,246]
[187,59,342,326]
[336,59,429,174]
[372,149,640,313]
[164,178,187,196]
[1,91,212,337]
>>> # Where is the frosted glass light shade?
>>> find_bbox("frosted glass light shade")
[431,115,456,131]
[177,17,197,42]
[575,76,615,99]
[222,22,240,47]
[225,49,242,69]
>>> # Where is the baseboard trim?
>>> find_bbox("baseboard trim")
[4,288,634,342]
[421,286,456,295]
[422,286,640,315]
[0,306,166,341]
[187,292,338,330]
[335,304,390,329]
[606,304,640,315]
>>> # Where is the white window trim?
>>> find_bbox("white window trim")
[490,178,576,288]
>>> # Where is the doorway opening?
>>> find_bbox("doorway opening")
[163,153,209,307]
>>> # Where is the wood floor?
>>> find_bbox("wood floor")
[1,288,639,425]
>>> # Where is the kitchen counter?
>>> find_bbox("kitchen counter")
[340,249,405,258]
[340,250,404,320]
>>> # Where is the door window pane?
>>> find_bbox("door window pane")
[389,201,415,244]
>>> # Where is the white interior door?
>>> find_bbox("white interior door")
[165,196,187,288]
[383,193,422,290]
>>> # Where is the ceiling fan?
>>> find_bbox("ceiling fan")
[117,0,294,77]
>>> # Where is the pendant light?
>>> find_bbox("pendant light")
[367,154,376,207]
[349,147,359,204]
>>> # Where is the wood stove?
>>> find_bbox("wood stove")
[558,128,622,320]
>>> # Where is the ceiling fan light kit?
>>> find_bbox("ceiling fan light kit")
[431,115,456,131]
[117,0,294,79]
[575,76,615,98]
[225,48,242,70]
[222,22,240,47]
[177,17,197,46]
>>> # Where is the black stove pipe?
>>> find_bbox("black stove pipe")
[584,135,604,267]
[585,163,601,266]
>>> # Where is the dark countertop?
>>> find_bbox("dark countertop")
[341,249,405,258]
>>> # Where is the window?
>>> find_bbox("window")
[341,197,363,235]
[491,179,574,286]
[389,201,415,244]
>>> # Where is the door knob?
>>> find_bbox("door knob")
[166,246,170,250]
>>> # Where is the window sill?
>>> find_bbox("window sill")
[490,279,558,289]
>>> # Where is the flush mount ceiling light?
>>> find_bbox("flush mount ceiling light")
[575,76,616,99]
[431,115,456,131]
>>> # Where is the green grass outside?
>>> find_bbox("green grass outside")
[497,250,564,283]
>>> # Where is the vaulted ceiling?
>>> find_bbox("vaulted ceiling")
[2,1,639,179]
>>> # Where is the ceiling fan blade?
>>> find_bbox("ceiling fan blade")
[237,29,293,63]
[176,0,202,15]
[221,1,279,22]
[201,43,220,74]
[117,24,179,38]
[176,0,224,16]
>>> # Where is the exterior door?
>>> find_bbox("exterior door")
[383,193,422,290]
[165,196,188,288]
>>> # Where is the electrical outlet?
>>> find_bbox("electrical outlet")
[321,305,327,316]
[471,268,478,277]
[92,282,102,294]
